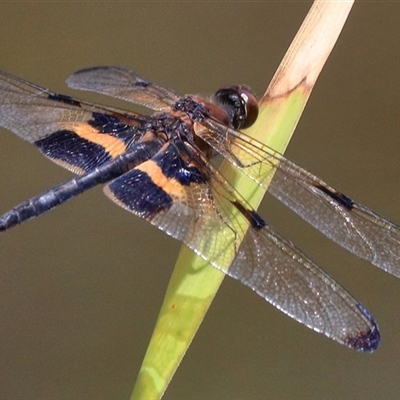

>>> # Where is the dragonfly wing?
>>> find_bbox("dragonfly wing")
[104,142,379,352]
[229,219,379,352]
[66,66,179,111]
[0,70,151,173]
[268,163,400,277]
[197,118,400,278]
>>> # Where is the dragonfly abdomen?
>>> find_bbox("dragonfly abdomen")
[0,141,162,232]
[0,171,112,232]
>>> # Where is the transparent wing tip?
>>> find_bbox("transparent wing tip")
[344,304,380,353]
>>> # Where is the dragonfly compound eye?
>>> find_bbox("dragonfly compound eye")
[213,85,259,130]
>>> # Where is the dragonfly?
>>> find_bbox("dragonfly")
[0,66,399,353]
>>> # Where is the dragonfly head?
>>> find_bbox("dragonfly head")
[213,85,258,130]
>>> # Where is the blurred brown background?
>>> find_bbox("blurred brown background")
[0,2,400,399]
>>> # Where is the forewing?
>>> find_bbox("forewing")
[197,118,400,278]
[0,70,149,173]
[103,142,379,352]
[66,66,179,111]
[267,163,400,278]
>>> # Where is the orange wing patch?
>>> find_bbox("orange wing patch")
[137,159,186,200]
[64,122,127,158]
